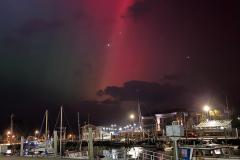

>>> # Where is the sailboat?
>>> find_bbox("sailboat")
[56,107,89,159]
[24,110,54,156]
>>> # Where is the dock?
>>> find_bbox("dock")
[0,156,86,160]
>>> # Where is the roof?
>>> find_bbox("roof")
[195,120,232,129]
[82,124,97,130]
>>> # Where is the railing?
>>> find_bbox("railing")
[139,149,173,160]
[103,148,173,160]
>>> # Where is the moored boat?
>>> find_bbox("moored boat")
[178,145,240,160]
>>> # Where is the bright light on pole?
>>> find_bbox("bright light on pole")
[6,131,11,143]
[203,105,210,120]
[35,130,39,139]
[7,131,11,135]
[129,114,135,138]
[203,105,210,112]
[35,130,39,135]
[130,114,135,120]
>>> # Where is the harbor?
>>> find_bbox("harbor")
[0,103,240,159]
[1,0,240,159]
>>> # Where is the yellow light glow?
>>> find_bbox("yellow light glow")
[35,130,39,134]
[130,114,135,119]
[203,105,210,112]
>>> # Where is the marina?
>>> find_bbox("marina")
[0,0,240,159]
[0,105,240,160]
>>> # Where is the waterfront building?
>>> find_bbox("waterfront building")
[194,119,234,137]
[141,109,236,138]
[155,112,182,133]
[81,124,111,140]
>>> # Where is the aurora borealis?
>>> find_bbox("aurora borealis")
[0,0,240,132]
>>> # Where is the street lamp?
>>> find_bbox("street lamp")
[130,114,135,120]
[68,134,73,141]
[129,114,135,138]
[6,131,11,143]
[203,105,210,120]
[7,131,11,135]
[35,130,39,139]
[203,105,210,112]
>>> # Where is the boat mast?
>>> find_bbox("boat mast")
[225,96,230,119]
[60,106,63,157]
[45,110,48,140]
[78,112,81,141]
[78,112,83,151]
[11,113,14,135]
[10,113,14,144]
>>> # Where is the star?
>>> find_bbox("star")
[106,43,111,48]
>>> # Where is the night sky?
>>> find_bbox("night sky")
[0,0,240,134]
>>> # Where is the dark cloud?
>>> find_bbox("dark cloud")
[99,80,186,105]
[126,0,160,20]
[98,78,240,114]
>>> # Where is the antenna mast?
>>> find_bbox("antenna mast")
[137,96,142,130]
[60,106,63,157]
[225,96,230,119]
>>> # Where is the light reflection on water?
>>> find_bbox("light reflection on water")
[102,147,143,159]
[127,147,143,158]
